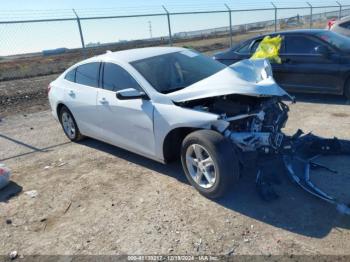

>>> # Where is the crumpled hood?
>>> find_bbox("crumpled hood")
[167,59,291,103]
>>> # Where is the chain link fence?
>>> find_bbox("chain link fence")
[0,3,349,83]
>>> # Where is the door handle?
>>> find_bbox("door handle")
[99,98,108,104]
[68,90,75,97]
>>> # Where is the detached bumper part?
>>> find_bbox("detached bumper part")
[283,155,350,215]
[282,134,350,215]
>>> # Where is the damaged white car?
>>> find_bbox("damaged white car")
[48,47,350,209]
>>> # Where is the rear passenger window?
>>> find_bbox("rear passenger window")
[236,42,251,54]
[64,68,76,82]
[75,62,100,88]
[102,63,141,92]
[285,36,319,54]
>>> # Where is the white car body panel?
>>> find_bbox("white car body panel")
[48,47,291,163]
[153,103,220,159]
[96,88,155,157]
[64,82,101,137]
[167,59,289,102]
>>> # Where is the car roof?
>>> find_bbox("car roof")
[335,15,350,25]
[89,46,185,64]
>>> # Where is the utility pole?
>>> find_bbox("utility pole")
[162,5,173,46]
[336,1,342,20]
[72,9,87,58]
[271,2,277,32]
[72,9,85,49]
[224,4,233,48]
[148,21,153,38]
[307,2,313,28]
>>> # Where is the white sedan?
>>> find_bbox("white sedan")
[48,47,291,198]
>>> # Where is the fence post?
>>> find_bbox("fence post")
[307,2,313,28]
[271,2,278,32]
[162,5,173,46]
[224,4,233,48]
[72,9,85,50]
[336,1,342,19]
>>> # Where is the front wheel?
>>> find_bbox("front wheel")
[181,130,240,199]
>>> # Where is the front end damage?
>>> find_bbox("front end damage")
[179,95,289,153]
[172,59,350,214]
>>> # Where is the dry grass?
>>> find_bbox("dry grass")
[0,21,326,82]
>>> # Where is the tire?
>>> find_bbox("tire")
[59,106,84,142]
[345,79,350,100]
[181,130,240,199]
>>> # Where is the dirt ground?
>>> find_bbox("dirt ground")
[0,94,350,257]
[0,24,349,257]
[0,74,58,117]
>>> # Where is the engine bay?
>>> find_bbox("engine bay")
[179,94,289,133]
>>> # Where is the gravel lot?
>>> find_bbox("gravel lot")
[0,74,57,117]
[0,94,350,256]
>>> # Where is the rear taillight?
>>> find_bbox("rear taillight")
[47,84,52,95]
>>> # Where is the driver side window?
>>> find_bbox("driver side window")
[285,36,320,54]
[251,39,262,53]
[102,63,141,92]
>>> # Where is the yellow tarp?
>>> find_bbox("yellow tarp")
[251,35,282,64]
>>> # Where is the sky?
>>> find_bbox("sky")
[1,0,348,11]
[0,0,349,55]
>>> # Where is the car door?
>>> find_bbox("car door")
[96,62,155,157]
[275,34,341,93]
[64,62,101,137]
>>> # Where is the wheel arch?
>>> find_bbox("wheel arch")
[56,103,76,124]
[56,103,85,141]
[162,127,200,163]
[56,103,66,119]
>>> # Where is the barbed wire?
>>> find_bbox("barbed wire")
[0,0,348,21]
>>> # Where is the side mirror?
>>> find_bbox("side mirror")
[116,88,149,100]
[314,45,329,57]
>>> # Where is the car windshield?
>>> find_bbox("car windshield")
[130,50,226,94]
[316,31,350,52]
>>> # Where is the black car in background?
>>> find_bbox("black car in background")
[213,29,350,99]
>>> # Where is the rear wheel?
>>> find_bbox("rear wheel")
[181,130,240,199]
[59,106,84,142]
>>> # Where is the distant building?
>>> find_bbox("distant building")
[42,48,68,56]
[86,42,101,48]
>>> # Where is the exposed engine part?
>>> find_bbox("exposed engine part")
[225,132,270,151]
[182,95,289,134]
[211,97,250,116]
[183,95,289,152]
[225,131,284,152]
[223,111,265,123]
[250,117,263,132]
